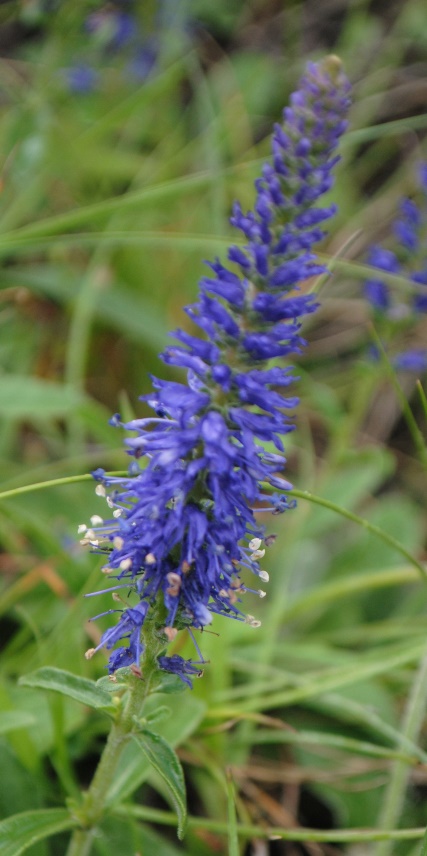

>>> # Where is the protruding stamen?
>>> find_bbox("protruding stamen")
[85,648,96,659]
[245,615,262,628]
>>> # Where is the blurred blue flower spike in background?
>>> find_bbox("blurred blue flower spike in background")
[365,163,427,372]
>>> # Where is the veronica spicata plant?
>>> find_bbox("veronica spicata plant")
[81,56,351,690]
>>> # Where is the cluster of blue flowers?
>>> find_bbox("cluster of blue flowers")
[81,57,351,685]
[365,164,427,373]
[66,2,175,93]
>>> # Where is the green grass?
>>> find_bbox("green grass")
[1,1,427,854]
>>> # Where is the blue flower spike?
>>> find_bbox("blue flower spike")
[81,57,351,686]
[364,162,427,373]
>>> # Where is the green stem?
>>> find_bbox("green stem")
[369,325,427,469]
[66,614,163,856]
[114,803,427,843]
[0,472,127,501]
[65,676,150,856]
[374,646,427,856]
[288,487,427,579]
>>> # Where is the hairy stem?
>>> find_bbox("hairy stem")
[65,618,163,856]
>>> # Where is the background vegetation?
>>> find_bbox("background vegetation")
[1,0,427,853]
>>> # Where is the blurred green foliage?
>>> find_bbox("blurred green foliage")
[1,1,427,854]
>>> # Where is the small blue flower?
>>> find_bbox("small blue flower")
[393,350,427,373]
[82,58,351,681]
[65,64,98,94]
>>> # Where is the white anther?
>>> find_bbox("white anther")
[113,536,124,550]
[219,589,229,598]
[95,484,106,497]
[84,648,96,660]
[258,589,267,598]
[85,529,96,541]
[166,572,181,586]
[145,553,156,565]
[112,592,121,602]
[90,515,104,526]
[249,537,262,551]
[80,538,89,546]
[113,508,123,518]
[107,497,115,508]
[245,615,261,628]
[251,549,265,560]
[259,570,269,582]
[120,558,132,570]
[89,539,99,547]
[78,524,87,534]
[101,567,113,574]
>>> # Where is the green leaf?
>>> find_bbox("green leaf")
[226,772,239,856]
[19,668,114,711]
[0,809,76,856]
[0,711,35,735]
[144,706,172,726]
[0,377,83,420]
[152,673,188,694]
[133,730,187,840]
[106,694,205,806]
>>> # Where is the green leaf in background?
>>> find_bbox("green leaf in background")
[133,730,187,840]
[226,771,239,856]
[0,377,83,420]
[0,711,35,734]
[19,667,114,711]
[0,808,76,856]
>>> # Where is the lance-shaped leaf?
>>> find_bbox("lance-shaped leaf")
[0,808,76,856]
[19,667,114,710]
[133,730,187,839]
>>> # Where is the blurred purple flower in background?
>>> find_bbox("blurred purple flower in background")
[365,165,427,373]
